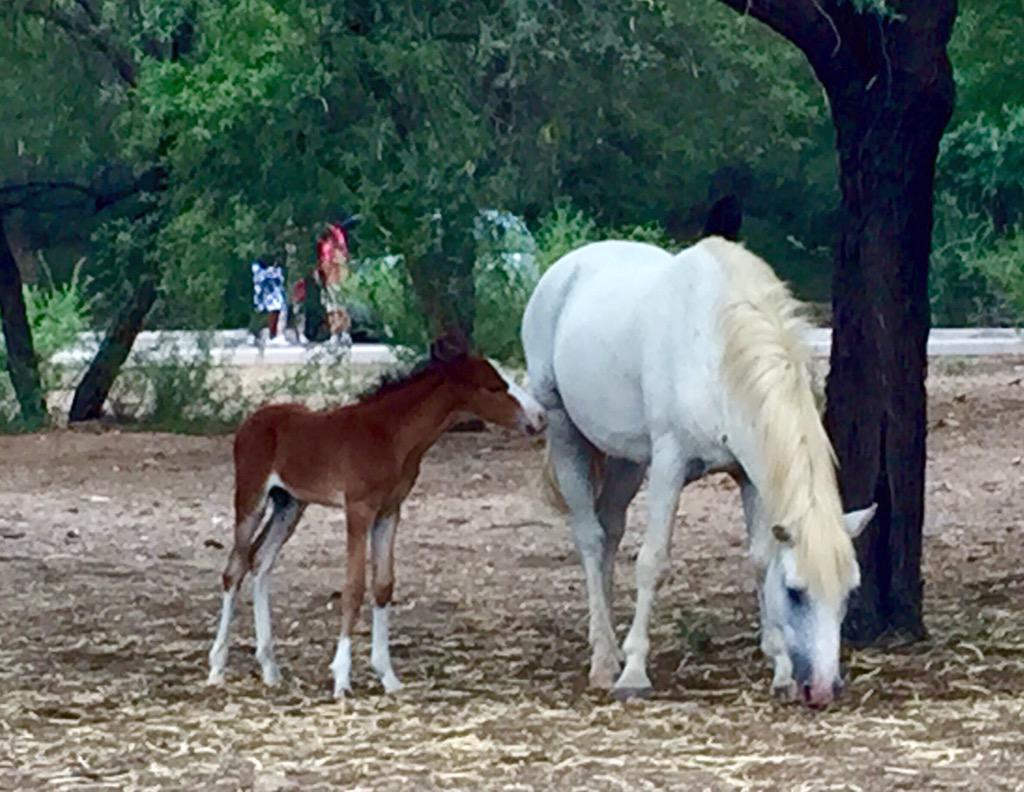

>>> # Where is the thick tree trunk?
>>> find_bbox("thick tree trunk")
[0,215,46,429]
[409,209,478,341]
[820,6,957,644]
[69,276,157,422]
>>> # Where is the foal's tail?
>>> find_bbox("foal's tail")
[540,440,606,513]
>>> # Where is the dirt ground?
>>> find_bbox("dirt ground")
[1,358,1023,790]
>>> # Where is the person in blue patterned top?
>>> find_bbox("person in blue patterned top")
[251,257,287,345]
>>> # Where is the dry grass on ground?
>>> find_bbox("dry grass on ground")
[1,359,1022,790]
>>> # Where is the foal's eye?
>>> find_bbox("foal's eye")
[786,587,806,608]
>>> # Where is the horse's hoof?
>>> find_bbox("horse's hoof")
[381,674,403,694]
[612,685,653,701]
[261,665,282,687]
[772,681,798,703]
[588,667,619,690]
[206,671,225,687]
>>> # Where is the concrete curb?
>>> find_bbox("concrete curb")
[49,327,1024,369]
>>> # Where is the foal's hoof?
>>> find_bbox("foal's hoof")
[206,670,225,687]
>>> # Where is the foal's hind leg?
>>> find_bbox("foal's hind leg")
[369,510,401,693]
[547,409,620,689]
[596,458,647,619]
[251,490,306,686]
[208,506,266,685]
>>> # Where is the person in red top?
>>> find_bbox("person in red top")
[316,219,353,345]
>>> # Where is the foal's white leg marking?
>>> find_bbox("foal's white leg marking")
[370,514,402,693]
[615,441,685,695]
[251,498,303,687]
[252,571,280,686]
[371,605,402,693]
[547,411,620,688]
[330,636,352,698]
[207,590,236,685]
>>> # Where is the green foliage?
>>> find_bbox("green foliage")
[970,232,1024,322]
[929,196,1013,325]
[345,259,429,350]
[3,0,1024,392]
[534,202,601,273]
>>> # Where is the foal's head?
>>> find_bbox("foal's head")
[430,332,547,436]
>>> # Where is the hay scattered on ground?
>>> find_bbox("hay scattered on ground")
[1,359,1022,790]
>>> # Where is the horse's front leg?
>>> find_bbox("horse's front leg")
[761,613,797,701]
[614,440,686,698]
[739,477,796,700]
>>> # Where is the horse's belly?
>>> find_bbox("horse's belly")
[554,332,652,462]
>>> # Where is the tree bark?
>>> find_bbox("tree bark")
[0,215,47,429]
[714,1,958,645]
[819,4,957,645]
[69,276,157,422]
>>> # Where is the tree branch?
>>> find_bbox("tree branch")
[713,0,845,66]
[0,167,167,213]
[22,1,137,86]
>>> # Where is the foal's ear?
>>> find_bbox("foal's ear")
[842,503,877,539]
[772,524,794,545]
[429,327,470,363]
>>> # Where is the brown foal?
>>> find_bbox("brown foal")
[207,333,546,697]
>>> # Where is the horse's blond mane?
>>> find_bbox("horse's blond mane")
[702,236,854,605]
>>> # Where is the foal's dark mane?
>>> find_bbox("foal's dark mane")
[356,356,444,405]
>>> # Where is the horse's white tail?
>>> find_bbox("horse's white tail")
[540,440,606,513]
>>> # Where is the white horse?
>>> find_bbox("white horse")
[522,236,876,708]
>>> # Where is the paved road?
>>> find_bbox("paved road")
[50,327,1024,368]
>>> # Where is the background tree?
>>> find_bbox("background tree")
[711,0,958,643]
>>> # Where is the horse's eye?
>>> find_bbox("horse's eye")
[786,587,806,608]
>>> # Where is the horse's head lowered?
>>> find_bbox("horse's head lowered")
[761,504,876,708]
[430,331,547,436]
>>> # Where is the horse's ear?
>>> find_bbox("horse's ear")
[772,524,793,545]
[842,503,877,539]
[430,327,470,363]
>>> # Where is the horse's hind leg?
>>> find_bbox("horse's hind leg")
[547,409,620,689]
[251,488,306,686]
[596,458,647,618]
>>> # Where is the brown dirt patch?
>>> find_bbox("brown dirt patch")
[1,359,1023,789]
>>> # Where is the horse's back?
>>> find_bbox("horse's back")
[523,239,731,461]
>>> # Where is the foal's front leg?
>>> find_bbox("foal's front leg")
[331,503,372,698]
